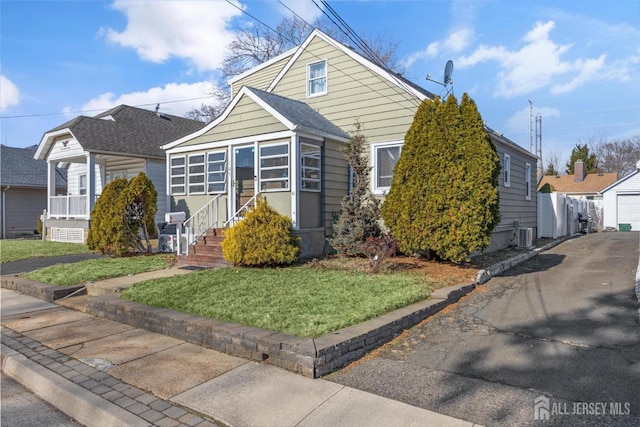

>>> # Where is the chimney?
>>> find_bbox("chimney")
[574,160,586,182]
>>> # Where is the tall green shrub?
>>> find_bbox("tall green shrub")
[87,172,158,256]
[381,94,500,262]
[329,122,383,256]
[222,197,299,267]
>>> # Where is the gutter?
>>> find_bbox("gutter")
[2,185,9,239]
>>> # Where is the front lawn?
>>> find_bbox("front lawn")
[22,255,173,286]
[120,267,433,338]
[0,240,91,263]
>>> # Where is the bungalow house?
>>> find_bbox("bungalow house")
[162,29,538,258]
[600,161,640,231]
[0,145,66,238]
[34,105,205,242]
[537,160,618,200]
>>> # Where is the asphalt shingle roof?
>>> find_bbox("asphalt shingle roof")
[1,145,66,188]
[248,88,350,140]
[44,105,205,158]
[538,172,619,194]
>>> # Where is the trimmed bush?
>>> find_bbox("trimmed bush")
[222,197,300,267]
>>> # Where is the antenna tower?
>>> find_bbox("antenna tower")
[535,113,543,177]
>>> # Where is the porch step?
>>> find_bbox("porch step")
[179,228,230,268]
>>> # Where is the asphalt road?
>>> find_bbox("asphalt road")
[1,373,83,427]
[329,232,640,426]
[0,253,101,275]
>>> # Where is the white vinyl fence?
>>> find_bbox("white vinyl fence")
[537,192,599,238]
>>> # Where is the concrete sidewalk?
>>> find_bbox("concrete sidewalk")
[1,288,480,427]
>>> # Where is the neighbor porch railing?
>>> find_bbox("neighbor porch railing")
[49,195,95,219]
[182,194,222,255]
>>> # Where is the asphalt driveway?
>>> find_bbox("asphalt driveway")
[329,232,640,426]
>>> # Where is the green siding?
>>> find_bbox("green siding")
[232,55,293,96]
[322,139,349,233]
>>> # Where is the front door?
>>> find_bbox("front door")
[231,145,256,217]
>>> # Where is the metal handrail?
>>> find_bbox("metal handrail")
[182,194,222,254]
[223,192,260,228]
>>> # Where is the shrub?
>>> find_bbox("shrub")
[37,215,43,236]
[222,197,300,267]
[330,121,383,256]
[359,233,398,273]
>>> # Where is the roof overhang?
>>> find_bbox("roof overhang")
[34,128,76,161]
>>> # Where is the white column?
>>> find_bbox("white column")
[87,153,96,219]
[47,161,57,216]
[290,135,298,230]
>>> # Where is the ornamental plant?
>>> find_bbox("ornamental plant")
[221,197,300,267]
[381,94,500,262]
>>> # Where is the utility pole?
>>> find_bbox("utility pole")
[528,100,533,153]
[536,113,543,178]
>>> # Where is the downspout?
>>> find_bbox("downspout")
[2,186,10,239]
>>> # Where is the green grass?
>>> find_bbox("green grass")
[121,267,433,338]
[22,255,172,286]
[0,240,91,263]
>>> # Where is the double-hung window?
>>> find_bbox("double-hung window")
[170,156,186,195]
[259,143,289,191]
[188,154,205,194]
[79,174,87,195]
[503,153,511,187]
[373,142,402,193]
[207,151,227,193]
[300,143,321,191]
[525,162,531,200]
[307,60,327,97]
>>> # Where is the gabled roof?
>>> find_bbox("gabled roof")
[600,165,640,194]
[1,145,66,188]
[538,172,618,194]
[265,28,434,101]
[486,126,538,160]
[36,105,205,160]
[163,86,349,151]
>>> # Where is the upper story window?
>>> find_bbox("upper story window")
[301,143,321,192]
[207,151,227,194]
[188,154,206,194]
[307,60,327,97]
[372,141,402,194]
[170,156,186,195]
[259,143,289,191]
[525,162,531,200]
[503,153,511,187]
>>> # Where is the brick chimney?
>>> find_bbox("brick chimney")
[574,160,586,182]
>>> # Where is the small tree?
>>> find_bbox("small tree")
[87,173,158,256]
[329,122,383,256]
[565,144,597,175]
[382,94,500,262]
[221,197,299,267]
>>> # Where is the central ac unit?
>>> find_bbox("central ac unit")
[517,228,533,248]
[158,234,175,253]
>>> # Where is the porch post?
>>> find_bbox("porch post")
[86,153,96,219]
[47,161,57,216]
[290,135,299,230]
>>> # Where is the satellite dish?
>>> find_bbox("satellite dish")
[444,60,454,85]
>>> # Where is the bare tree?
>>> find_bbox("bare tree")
[591,135,640,177]
[185,86,231,124]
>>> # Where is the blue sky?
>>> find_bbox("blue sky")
[1,0,639,168]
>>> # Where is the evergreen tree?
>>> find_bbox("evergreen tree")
[381,94,500,262]
[329,122,383,256]
[544,163,559,176]
[565,144,597,174]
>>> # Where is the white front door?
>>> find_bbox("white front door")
[230,144,257,219]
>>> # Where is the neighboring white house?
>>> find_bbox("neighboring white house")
[600,160,640,231]
[34,105,205,242]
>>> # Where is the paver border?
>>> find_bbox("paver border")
[2,236,573,378]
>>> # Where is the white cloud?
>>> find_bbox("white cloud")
[403,28,474,70]
[457,21,608,98]
[101,0,244,72]
[0,75,20,112]
[65,81,218,117]
[277,0,323,23]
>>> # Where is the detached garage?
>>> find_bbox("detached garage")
[601,161,640,231]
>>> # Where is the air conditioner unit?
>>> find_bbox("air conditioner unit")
[158,234,175,253]
[517,228,533,248]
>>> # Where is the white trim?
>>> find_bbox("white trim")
[266,29,428,101]
[291,135,298,229]
[166,130,295,154]
[258,141,290,192]
[187,153,206,195]
[371,140,404,195]
[206,150,227,194]
[300,142,321,192]
[600,169,640,194]
[35,128,78,160]
[503,153,511,188]
[307,59,328,98]
[229,143,257,221]
[169,155,186,195]
[525,162,532,200]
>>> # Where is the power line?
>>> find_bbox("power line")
[0,95,213,120]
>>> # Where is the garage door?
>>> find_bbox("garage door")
[617,194,640,230]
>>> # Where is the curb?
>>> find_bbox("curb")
[1,344,150,427]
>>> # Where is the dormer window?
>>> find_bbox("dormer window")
[308,60,327,97]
